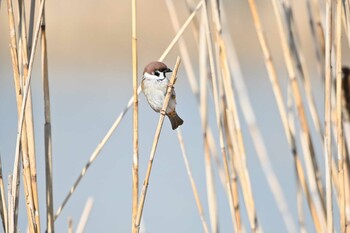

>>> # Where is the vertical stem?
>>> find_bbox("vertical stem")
[176,128,210,233]
[131,0,139,232]
[6,0,25,231]
[165,1,219,231]
[42,5,54,232]
[201,1,241,231]
[68,217,73,233]
[198,9,220,233]
[20,0,41,230]
[134,57,181,232]
[325,0,334,232]
[7,176,13,233]
[75,198,94,233]
[247,0,325,231]
[336,0,346,232]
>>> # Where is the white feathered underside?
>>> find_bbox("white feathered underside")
[142,72,177,114]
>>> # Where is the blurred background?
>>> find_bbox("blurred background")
[0,0,349,232]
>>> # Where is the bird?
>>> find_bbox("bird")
[141,61,184,130]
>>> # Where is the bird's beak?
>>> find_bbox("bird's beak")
[166,68,172,73]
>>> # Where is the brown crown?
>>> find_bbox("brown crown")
[143,61,169,74]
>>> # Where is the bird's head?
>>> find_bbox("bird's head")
[143,61,172,80]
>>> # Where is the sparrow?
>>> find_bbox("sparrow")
[141,61,184,130]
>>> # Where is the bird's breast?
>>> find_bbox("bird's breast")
[142,77,169,94]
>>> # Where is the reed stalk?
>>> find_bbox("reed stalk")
[9,1,47,231]
[7,176,13,233]
[68,217,73,233]
[131,0,139,232]
[165,2,220,232]
[287,86,306,233]
[41,4,54,232]
[325,1,334,232]
[335,1,346,232]
[279,2,341,206]
[219,3,297,232]
[198,22,220,233]
[247,0,325,231]
[278,0,324,140]
[9,0,46,229]
[271,0,326,213]
[6,0,33,231]
[19,1,41,231]
[27,0,35,53]
[75,198,94,233]
[201,2,242,232]
[311,0,326,57]
[176,128,210,233]
[343,0,350,46]
[159,1,203,62]
[134,57,181,232]
[306,0,324,77]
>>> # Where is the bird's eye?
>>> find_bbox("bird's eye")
[154,71,160,77]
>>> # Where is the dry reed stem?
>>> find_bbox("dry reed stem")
[200,46,220,233]
[176,128,210,233]
[201,2,242,232]
[134,57,181,231]
[54,3,202,219]
[288,86,306,233]
[159,1,203,62]
[336,0,346,232]
[280,0,324,140]
[75,198,94,233]
[184,0,200,43]
[131,0,139,232]
[222,27,296,233]
[18,1,41,231]
[0,156,7,233]
[223,109,242,232]
[271,0,327,216]
[281,2,341,206]
[225,108,258,233]
[343,0,350,46]
[68,217,73,233]
[343,118,350,232]
[6,0,34,231]
[306,0,325,78]
[311,0,326,56]
[8,1,47,232]
[325,1,334,232]
[198,16,220,233]
[41,6,54,232]
[7,176,13,233]
[219,3,297,232]
[247,0,325,231]
[165,1,219,232]
[216,43,243,233]
[27,0,35,54]
[165,0,199,97]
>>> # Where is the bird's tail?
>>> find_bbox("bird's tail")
[167,111,184,130]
